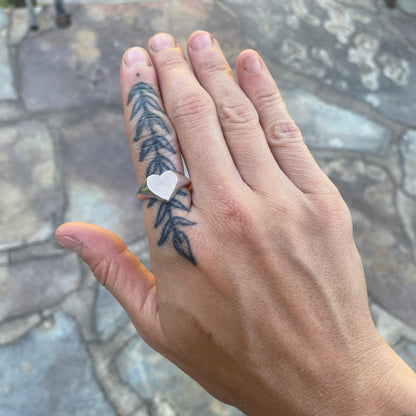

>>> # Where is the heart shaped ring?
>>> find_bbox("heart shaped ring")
[137,170,191,202]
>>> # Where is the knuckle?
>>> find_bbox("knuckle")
[217,196,256,235]
[158,56,189,73]
[218,101,258,129]
[267,119,303,144]
[171,90,214,121]
[313,193,353,235]
[198,60,233,79]
[92,257,113,289]
[254,87,281,109]
[90,248,128,291]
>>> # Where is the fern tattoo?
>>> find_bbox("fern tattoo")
[128,81,196,265]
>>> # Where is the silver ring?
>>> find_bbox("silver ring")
[137,170,191,202]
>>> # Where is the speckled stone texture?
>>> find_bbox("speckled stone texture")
[223,0,416,127]
[1,1,416,414]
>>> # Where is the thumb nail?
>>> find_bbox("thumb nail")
[56,235,83,255]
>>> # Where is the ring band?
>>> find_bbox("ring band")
[137,170,191,202]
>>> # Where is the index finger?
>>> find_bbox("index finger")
[120,47,197,265]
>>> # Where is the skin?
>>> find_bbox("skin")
[55,31,416,415]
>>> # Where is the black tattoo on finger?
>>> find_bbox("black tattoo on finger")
[128,81,196,265]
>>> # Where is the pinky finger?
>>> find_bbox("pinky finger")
[236,50,334,195]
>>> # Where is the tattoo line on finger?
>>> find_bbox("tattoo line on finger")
[128,78,197,265]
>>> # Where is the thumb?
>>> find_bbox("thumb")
[55,222,164,348]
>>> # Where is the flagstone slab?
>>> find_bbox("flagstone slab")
[401,129,416,197]
[394,339,416,371]
[0,9,8,31]
[8,7,30,46]
[0,312,116,416]
[224,0,416,127]
[397,190,416,249]
[117,336,244,416]
[0,121,58,250]
[282,88,392,154]
[0,313,41,345]
[19,1,242,112]
[0,101,24,122]
[0,37,17,100]
[397,0,416,15]
[320,158,416,327]
[0,253,81,323]
[391,15,416,50]
[61,110,146,242]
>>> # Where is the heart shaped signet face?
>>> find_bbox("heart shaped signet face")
[147,171,178,201]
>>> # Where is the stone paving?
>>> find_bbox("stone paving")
[0,0,415,415]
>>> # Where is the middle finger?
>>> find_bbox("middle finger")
[148,33,242,203]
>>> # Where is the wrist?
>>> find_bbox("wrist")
[236,339,416,416]
[325,341,416,416]
[370,344,416,416]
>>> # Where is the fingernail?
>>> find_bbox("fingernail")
[56,235,83,255]
[243,55,262,73]
[124,48,151,68]
[150,33,176,52]
[190,32,213,52]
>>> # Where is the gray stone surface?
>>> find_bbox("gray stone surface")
[223,0,416,127]
[392,15,416,50]
[1,1,416,414]
[38,0,139,3]
[0,311,117,416]
[8,8,30,46]
[320,158,416,327]
[95,282,129,337]
[0,10,14,100]
[0,101,24,122]
[117,336,244,416]
[0,10,8,32]
[0,37,17,100]
[394,339,416,372]
[9,241,67,263]
[0,313,41,345]
[19,3,160,111]
[370,302,416,346]
[62,110,145,242]
[0,251,7,266]
[0,253,81,323]
[398,0,416,16]
[0,121,58,250]
[397,189,416,249]
[282,88,392,153]
[19,1,245,112]
[401,129,416,196]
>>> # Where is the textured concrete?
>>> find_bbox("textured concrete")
[0,1,415,414]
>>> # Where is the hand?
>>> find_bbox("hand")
[56,31,416,415]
